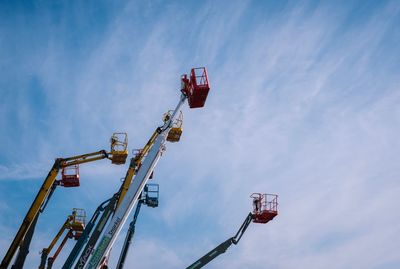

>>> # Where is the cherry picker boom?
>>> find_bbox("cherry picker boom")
[39,209,86,269]
[61,198,112,269]
[87,184,159,269]
[86,67,211,269]
[0,133,128,269]
[70,131,165,269]
[186,193,278,269]
[116,184,159,269]
[186,213,253,269]
[68,94,185,269]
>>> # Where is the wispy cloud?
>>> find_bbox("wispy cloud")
[0,0,399,268]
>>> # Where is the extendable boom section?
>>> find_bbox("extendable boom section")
[39,209,86,269]
[72,194,119,269]
[115,202,143,269]
[1,134,128,269]
[62,198,111,269]
[185,213,253,269]
[47,230,71,269]
[186,193,278,269]
[87,133,166,269]
[39,215,73,269]
[116,184,159,269]
[71,134,161,269]
[86,67,210,269]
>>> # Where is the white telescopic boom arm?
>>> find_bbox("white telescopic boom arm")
[86,94,187,269]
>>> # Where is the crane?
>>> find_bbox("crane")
[1,133,128,269]
[86,67,211,269]
[115,184,159,269]
[60,184,158,269]
[70,112,180,269]
[186,193,278,269]
[64,181,158,269]
[61,197,112,269]
[185,193,278,269]
[70,143,162,269]
[38,209,87,269]
[91,184,159,269]
[46,231,73,269]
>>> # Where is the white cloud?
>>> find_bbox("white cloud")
[1,1,399,268]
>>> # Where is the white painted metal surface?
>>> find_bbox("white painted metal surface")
[86,94,187,269]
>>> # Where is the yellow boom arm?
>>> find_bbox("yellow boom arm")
[1,147,124,269]
[38,213,74,269]
[116,128,160,208]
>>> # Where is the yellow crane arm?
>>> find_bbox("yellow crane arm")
[0,149,115,269]
[38,214,73,269]
[62,150,110,167]
[116,129,160,208]
[1,160,61,269]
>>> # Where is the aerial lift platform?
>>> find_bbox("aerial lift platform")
[38,209,86,269]
[1,133,128,269]
[62,183,158,269]
[84,67,210,269]
[186,193,278,269]
[93,184,160,269]
[115,184,159,269]
[67,149,159,269]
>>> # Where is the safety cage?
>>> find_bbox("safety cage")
[250,193,278,224]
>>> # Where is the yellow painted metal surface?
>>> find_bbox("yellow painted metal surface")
[115,129,160,209]
[0,164,60,269]
[111,151,128,164]
[39,209,86,269]
[167,127,183,142]
[1,149,114,269]
[111,133,128,164]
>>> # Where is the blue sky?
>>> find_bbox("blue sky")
[1,0,400,268]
